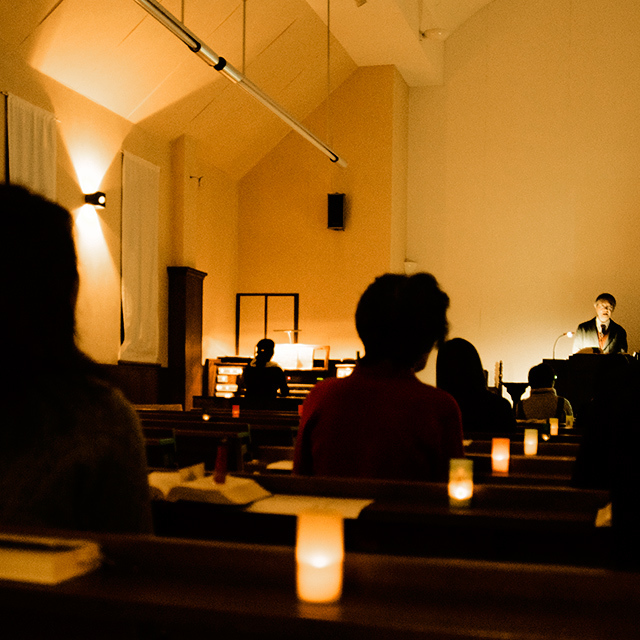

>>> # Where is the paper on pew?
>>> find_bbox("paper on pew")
[246,494,373,519]
[266,460,294,471]
[595,502,612,527]
[149,464,271,505]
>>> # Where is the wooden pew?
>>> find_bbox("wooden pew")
[143,425,249,472]
[138,408,298,448]
[142,425,177,468]
[152,473,611,567]
[2,525,638,640]
[243,444,578,487]
[464,439,580,457]
[466,452,576,485]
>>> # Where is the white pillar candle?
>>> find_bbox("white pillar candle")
[491,438,510,474]
[549,418,559,436]
[524,429,538,456]
[296,511,344,603]
[448,458,473,507]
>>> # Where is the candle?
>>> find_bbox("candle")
[232,405,240,418]
[491,438,510,474]
[549,418,559,436]
[524,429,538,456]
[296,511,344,603]
[566,415,574,428]
[448,458,473,507]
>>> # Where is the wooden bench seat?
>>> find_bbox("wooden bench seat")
[2,525,637,640]
[152,472,610,566]
[142,425,249,472]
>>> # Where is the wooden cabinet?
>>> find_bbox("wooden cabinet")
[167,267,206,410]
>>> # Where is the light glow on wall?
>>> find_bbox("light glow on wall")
[74,204,106,253]
[72,204,120,361]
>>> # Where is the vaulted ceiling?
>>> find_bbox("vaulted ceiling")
[1,0,492,178]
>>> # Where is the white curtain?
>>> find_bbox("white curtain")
[7,93,57,200]
[120,151,160,363]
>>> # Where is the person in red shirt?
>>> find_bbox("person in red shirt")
[293,272,464,481]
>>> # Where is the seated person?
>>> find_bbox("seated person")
[293,272,464,481]
[573,293,627,354]
[436,338,516,435]
[515,362,573,423]
[238,338,289,401]
[0,184,152,534]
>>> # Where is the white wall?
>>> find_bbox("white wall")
[408,0,640,384]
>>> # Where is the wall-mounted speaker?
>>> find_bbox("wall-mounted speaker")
[328,193,345,230]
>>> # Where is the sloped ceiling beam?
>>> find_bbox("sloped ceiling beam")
[133,0,347,166]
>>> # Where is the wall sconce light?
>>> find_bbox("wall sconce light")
[84,192,106,208]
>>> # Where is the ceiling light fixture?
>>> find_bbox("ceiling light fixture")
[133,0,347,168]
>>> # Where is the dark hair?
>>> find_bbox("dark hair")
[528,362,555,389]
[355,272,449,368]
[1,184,94,382]
[255,338,275,364]
[436,338,487,396]
[596,293,616,308]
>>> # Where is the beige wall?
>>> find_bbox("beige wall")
[173,137,240,362]
[237,66,409,360]
[2,32,239,370]
[408,0,640,384]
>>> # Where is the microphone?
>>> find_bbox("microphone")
[553,332,574,359]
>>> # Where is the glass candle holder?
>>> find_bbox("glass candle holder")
[549,418,559,436]
[524,428,538,456]
[448,458,473,507]
[296,511,344,603]
[491,438,510,474]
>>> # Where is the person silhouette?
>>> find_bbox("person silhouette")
[436,338,516,435]
[238,338,289,402]
[293,272,464,481]
[0,184,152,533]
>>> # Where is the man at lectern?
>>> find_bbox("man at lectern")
[573,293,628,354]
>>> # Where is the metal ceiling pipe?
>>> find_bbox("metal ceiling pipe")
[132,0,347,167]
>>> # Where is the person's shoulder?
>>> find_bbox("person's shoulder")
[82,377,141,429]
[577,318,595,330]
[611,319,627,333]
[308,375,344,394]
[484,389,511,407]
[413,380,460,408]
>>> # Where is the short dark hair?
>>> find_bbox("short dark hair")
[255,338,275,361]
[355,272,449,367]
[596,293,616,308]
[1,184,79,371]
[528,363,555,389]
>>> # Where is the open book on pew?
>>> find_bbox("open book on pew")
[0,533,102,585]
[148,463,271,505]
